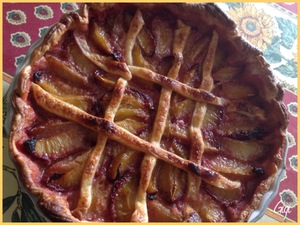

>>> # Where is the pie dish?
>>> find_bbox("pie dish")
[6,3,288,222]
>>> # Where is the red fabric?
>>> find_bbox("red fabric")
[267,90,297,221]
[3,3,81,75]
[277,3,297,14]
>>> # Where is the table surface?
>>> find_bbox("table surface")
[2,2,298,222]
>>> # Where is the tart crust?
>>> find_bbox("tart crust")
[8,3,288,222]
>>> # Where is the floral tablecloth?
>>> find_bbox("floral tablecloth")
[2,2,298,222]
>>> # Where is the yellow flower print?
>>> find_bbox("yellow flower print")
[227,4,275,51]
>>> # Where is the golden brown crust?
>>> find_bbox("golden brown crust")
[8,3,288,222]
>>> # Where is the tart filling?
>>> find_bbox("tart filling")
[8,3,288,222]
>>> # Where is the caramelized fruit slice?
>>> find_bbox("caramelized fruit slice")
[91,20,113,55]
[37,78,86,96]
[165,98,195,140]
[152,17,173,58]
[182,34,210,71]
[137,26,155,56]
[110,10,127,49]
[54,95,92,111]
[202,105,222,128]
[220,112,266,140]
[120,89,153,109]
[165,121,189,140]
[24,123,91,160]
[226,101,266,120]
[156,162,187,202]
[168,137,190,159]
[114,108,148,121]
[45,55,88,85]
[38,82,93,111]
[221,81,256,99]
[114,89,152,136]
[110,171,139,221]
[36,74,94,111]
[197,190,226,222]
[44,150,90,190]
[221,137,268,162]
[109,149,141,180]
[203,154,253,176]
[132,44,155,71]
[212,66,241,82]
[115,119,146,135]
[205,183,244,204]
[171,99,195,119]
[68,42,99,76]
[74,30,131,80]
[147,200,183,222]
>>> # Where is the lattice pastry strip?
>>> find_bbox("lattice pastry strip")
[74,29,131,80]
[186,31,219,212]
[72,78,128,219]
[128,66,226,106]
[131,19,191,222]
[31,83,241,190]
[73,8,144,219]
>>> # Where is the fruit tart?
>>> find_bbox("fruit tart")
[7,3,288,222]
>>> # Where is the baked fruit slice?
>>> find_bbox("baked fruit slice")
[7,3,288,222]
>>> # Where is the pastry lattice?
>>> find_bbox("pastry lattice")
[31,8,238,221]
